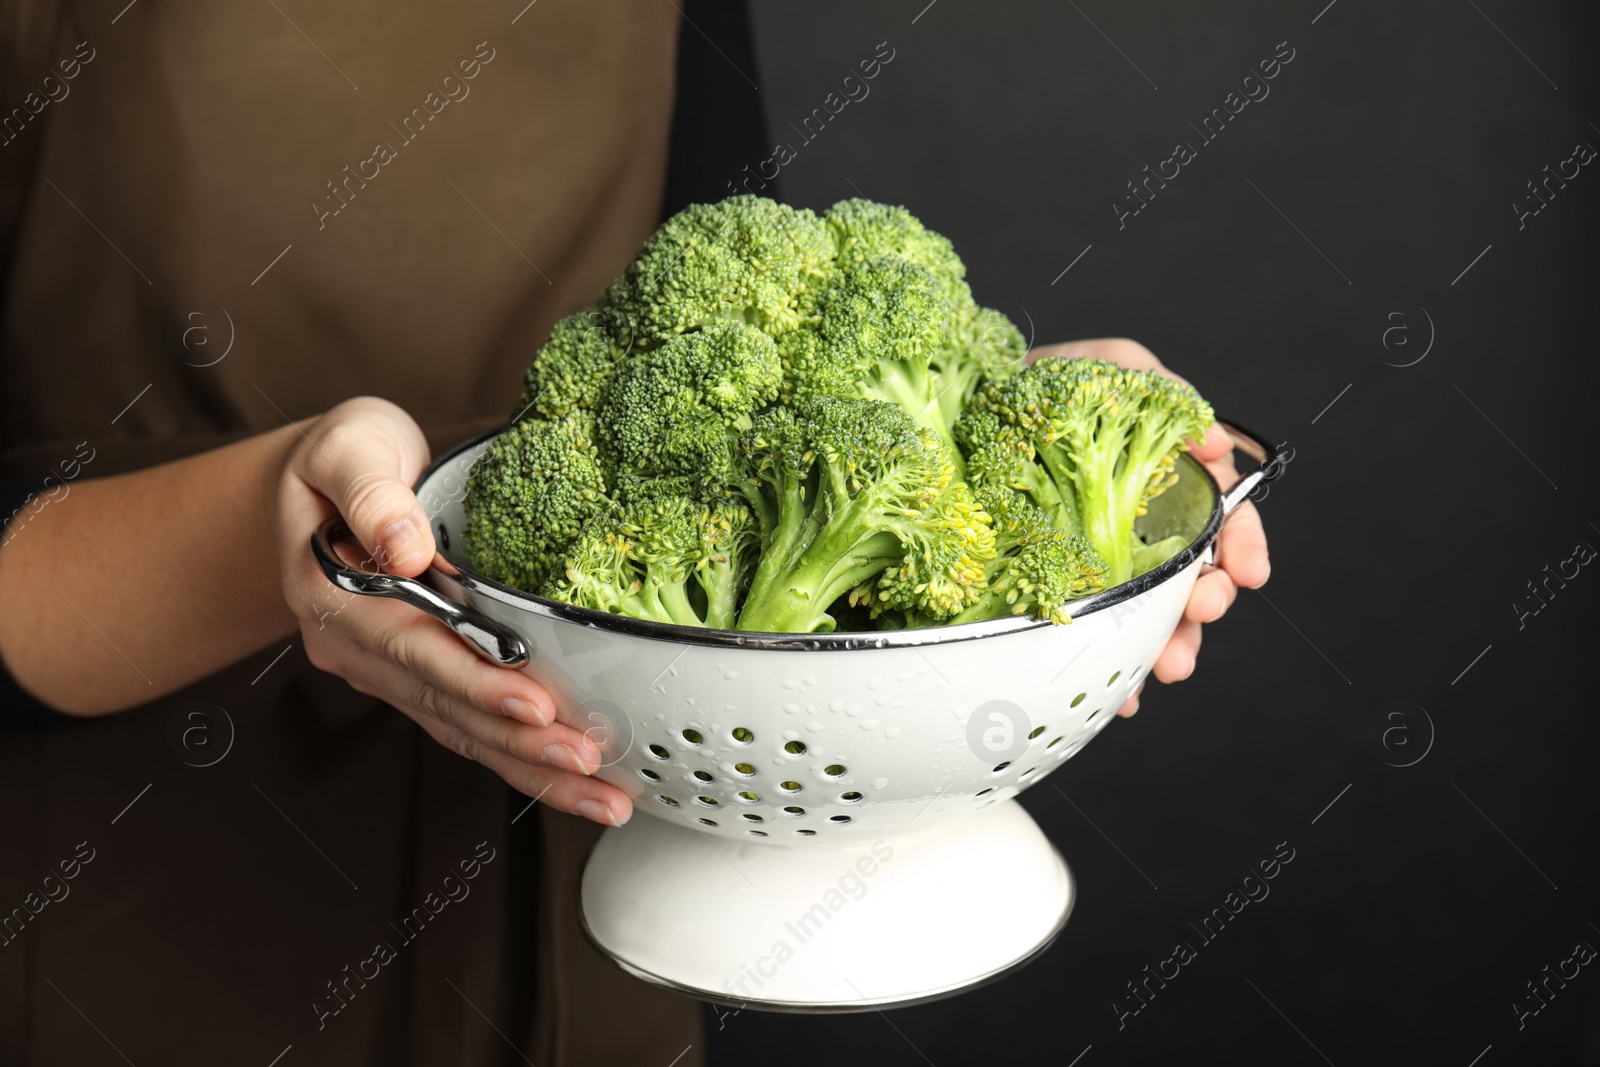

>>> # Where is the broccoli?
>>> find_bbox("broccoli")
[603,196,834,345]
[932,304,1028,426]
[597,321,782,491]
[543,495,757,628]
[734,398,995,633]
[463,412,610,592]
[514,307,630,422]
[466,195,1218,634]
[950,489,1108,625]
[957,357,1214,585]
[782,256,964,466]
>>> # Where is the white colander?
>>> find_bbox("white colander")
[312,420,1283,1011]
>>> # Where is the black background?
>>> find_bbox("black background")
[705,2,1600,1065]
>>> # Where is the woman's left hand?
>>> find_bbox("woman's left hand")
[1026,338,1271,716]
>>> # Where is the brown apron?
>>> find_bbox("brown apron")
[0,1,702,1063]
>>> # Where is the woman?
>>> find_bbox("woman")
[0,2,1267,1064]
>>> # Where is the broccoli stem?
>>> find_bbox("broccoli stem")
[738,519,902,633]
[697,561,743,629]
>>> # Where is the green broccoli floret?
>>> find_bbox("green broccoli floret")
[597,321,782,491]
[734,398,995,633]
[782,256,966,466]
[931,305,1028,426]
[543,494,757,628]
[463,412,610,591]
[824,200,1027,435]
[604,196,834,344]
[516,308,631,422]
[957,357,1213,585]
[825,198,969,307]
[948,489,1108,625]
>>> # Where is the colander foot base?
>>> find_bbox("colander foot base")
[578,798,1073,1012]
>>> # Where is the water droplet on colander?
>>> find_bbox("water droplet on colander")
[884,726,901,739]
[872,777,889,789]
[829,698,844,712]
[783,703,801,714]
[860,718,880,730]
[805,722,823,732]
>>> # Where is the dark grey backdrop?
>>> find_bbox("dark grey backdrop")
[706,2,1600,1065]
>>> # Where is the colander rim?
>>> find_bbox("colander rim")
[418,425,1224,652]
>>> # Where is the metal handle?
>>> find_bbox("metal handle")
[310,518,530,668]
[1213,417,1289,514]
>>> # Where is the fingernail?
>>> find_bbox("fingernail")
[574,799,619,826]
[540,743,591,775]
[502,696,550,727]
[380,517,422,567]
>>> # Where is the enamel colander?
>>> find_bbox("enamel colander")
[312,419,1283,1011]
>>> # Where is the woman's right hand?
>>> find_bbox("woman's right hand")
[273,397,633,827]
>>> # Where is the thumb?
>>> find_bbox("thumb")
[298,398,436,578]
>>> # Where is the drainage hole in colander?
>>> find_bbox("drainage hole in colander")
[1107,671,1121,686]
[784,740,807,755]
[1018,767,1038,780]
[696,796,719,807]
[648,745,669,760]
[779,781,802,793]
[839,791,863,803]
[1046,736,1063,748]
[733,762,756,776]
[741,813,764,823]
[736,790,760,802]
[732,727,755,744]
[638,769,661,783]
[658,796,679,807]
[992,761,1012,773]
[975,788,993,797]
[749,830,768,836]
[829,815,851,824]
[1028,726,1046,740]
[693,770,714,782]
[823,764,847,777]
[699,818,718,827]
[682,728,703,744]
[1070,692,1086,708]
[1085,706,1102,723]
[796,829,817,836]
[782,805,805,816]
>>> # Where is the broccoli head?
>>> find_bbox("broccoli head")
[604,196,834,344]
[825,198,969,307]
[543,494,758,629]
[463,412,609,592]
[735,398,995,633]
[947,488,1108,625]
[781,255,963,465]
[957,357,1214,584]
[597,321,782,492]
[931,304,1028,426]
[515,308,631,422]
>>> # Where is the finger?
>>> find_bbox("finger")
[1116,684,1144,718]
[411,715,632,825]
[1151,619,1202,683]
[355,599,559,728]
[295,398,435,578]
[1216,500,1270,588]
[432,692,605,772]
[1184,569,1237,624]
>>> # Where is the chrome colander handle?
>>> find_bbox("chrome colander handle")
[310,517,530,668]
[1213,418,1289,514]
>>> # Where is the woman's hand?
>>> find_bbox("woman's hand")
[274,397,632,826]
[1026,339,1271,716]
